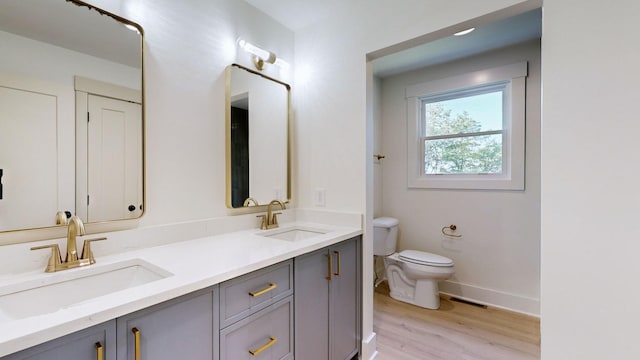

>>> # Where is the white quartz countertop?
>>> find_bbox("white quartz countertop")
[0,221,362,357]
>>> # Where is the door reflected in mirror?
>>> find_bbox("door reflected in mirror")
[226,64,290,208]
[0,0,144,233]
[75,77,143,223]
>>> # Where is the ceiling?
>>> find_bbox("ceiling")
[245,0,345,31]
[0,0,141,68]
[244,1,541,78]
[1,1,540,77]
[372,9,542,77]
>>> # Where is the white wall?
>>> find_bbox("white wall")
[379,40,540,315]
[76,0,294,227]
[541,0,640,358]
[373,76,383,218]
[292,1,537,357]
[0,0,293,245]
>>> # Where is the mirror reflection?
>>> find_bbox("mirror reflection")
[227,64,289,208]
[0,0,144,232]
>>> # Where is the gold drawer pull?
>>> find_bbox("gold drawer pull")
[334,251,341,276]
[249,336,277,356]
[132,327,140,360]
[249,283,277,297]
[326,253,333,281]
[95,342,103,360]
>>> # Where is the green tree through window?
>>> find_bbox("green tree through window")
[423,101,503,175]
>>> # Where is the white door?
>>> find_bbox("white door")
[0,86,58,231]
[87,94,142,222]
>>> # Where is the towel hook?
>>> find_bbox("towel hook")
[373,154,385,160]
[442,224,462,238]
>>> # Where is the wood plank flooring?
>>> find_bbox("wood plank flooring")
[373,284,540,360]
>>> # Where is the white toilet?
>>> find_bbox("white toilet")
[373,217,455,309]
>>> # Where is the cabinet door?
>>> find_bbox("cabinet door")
[117,288,217,360]
[294,247,330,360]
[329,238,360,360]
[1,320,115,360]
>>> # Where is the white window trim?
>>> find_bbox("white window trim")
[406,61,527,190]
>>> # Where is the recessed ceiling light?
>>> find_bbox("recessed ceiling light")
[454,28,475,36]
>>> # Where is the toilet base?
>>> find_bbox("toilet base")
[385,262,443,310]
[389,278,441,309]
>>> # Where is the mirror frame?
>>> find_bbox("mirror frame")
[0,0,145,245]
[225,63,291,210]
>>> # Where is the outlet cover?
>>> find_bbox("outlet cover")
[314,188,326,207]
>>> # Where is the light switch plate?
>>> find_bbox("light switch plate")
[314,188,326,207]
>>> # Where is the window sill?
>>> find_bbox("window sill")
[408,174,524,190]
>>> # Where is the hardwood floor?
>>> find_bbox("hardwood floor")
[373,284,540,360]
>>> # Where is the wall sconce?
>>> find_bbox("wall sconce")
[238,38,289,70]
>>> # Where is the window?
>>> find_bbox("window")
[423,86,504,175]
[406,62,527,190]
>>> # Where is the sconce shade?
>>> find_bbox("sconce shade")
[238,38,288,70]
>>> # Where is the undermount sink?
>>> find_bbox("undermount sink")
[0,259,172,322]
[260,226,328,241]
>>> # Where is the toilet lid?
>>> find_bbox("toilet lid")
[373,217,399,228]
[399,250,453,267]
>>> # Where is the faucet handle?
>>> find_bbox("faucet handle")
[256,215,268,230]
[31,244,62,273]
[271,212,282,227]
[81,237,107,264]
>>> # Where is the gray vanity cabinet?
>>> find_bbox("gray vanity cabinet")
[116,287,219,360]
[1,320,116,360]
[294,236,361,360]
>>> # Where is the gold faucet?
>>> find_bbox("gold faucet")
[31,216,107,272]
[243,197,260,207]
[257,200,286,230]
[55,211,68,225]
[65,215,85,262]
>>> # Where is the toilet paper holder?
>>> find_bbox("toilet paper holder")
[442,224,462,238]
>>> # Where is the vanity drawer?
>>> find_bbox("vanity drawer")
[220,296,293,360]
[219,260,293,328]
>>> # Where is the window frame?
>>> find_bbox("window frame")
[406,62,527,190]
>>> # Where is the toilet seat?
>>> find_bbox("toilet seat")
[399,250,453,267]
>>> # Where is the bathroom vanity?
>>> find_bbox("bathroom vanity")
[0,222,362,360]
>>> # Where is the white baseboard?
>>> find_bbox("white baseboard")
[440,280,540,317]
[361,332,377,360]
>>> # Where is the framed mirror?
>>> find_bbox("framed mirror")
[226,64,290,208]
[0,0,144,233]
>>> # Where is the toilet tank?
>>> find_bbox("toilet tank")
[373,217,399,256]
